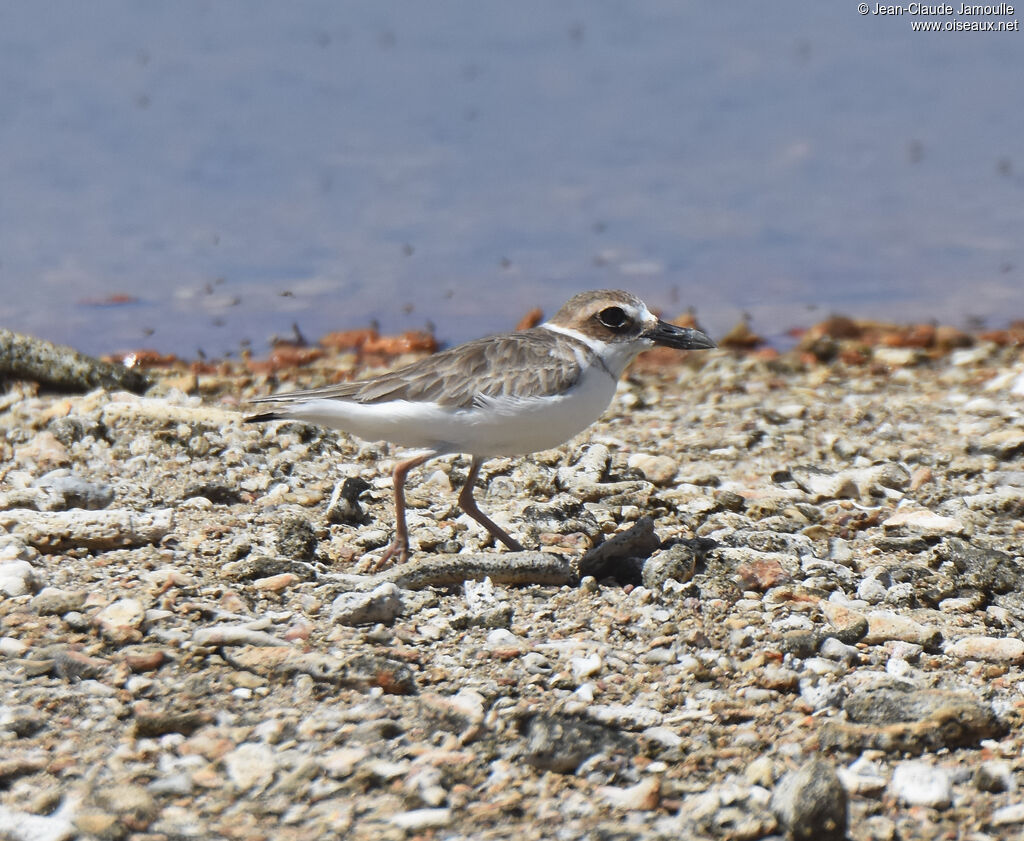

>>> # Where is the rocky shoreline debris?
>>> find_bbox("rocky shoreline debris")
[0,316,1023,839]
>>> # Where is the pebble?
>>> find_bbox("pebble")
[192,625,288,647]
[330,582,403,625]
[0,508,174,552]
[837,756,888,796]
[586,703,664,730]
[30,587,87,615]
[0,560,39,597]
[975,760,1014,793]
[14,431,70,471]
[485,628,522,649]
[0,637,29,657]
[856,577,888,604]
[521,651,553,675]
[790,466,859,501]
[32,470,115,510]
[946,635,1024,664]
[819,637,860,663]
[820,601,869,643]
[627,453,678,486]
[862,611,942,648]
[882,509,965,536]
[321,747,369,779]
[94,597,146,645]
[642,542,697,589]
[597,775,661,810]
[991,803,1024,827]
[0,327,149,392]
[223,742,276,792]
[889,761,953,808]
[771,757,848,841]
[571,652,603,680]
[389,808,453,831]
[873,346,922,367]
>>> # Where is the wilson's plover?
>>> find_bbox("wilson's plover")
[247,289,714,564]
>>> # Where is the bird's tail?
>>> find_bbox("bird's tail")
[244,411,285,424]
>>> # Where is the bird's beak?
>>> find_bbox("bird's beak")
[644,320,716,350]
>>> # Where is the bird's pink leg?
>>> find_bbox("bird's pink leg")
[457,456,525,552]
[371,452,433,570]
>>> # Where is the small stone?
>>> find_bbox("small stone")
[758,665,800,692]
[485,628,522,649]
[33,471,115,510]
[828,538,854,565]
[124,648,166,672]
[0,637,29,657]
[909,466,933,491]
[745,756,776,788]
[820,602,869,644]
[520,713,636,773]
[873,346,922,367]
[992,803,1024,826]
[597,775,661,810]
[520,651,552,676]
[586,703,663,730]
[73,812,119,837]
[642,543,697,589]
[790,466,858,501]
[889,760,953,808]
[819,637,860,663]
[276,515,318,560]
[322,746,369,778]
[862,611,941,648]
[252,572,300,593]
[330,583,403,625]
[0,508,174,552]
[30,587,87,615]
[975,760,1014,793]
[837,756,888,796]
[627,453,678,486]
[0,560,39,597]
[734,557,791,591]
[821,684,1003,753]
[946,635,1024,664]
[771,756,848,841]
[223,742,276,792]
[94,598,146,644]
[974,428,1024,460]
[856,577,887,604]
[389,808,453,831]
[14,431,70,471]
[94,783,157,826]
[571,653,602,680]
[882,509,965,536]
[325,475,370,522]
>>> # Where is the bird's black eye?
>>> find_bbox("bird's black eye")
[597,306,628,329]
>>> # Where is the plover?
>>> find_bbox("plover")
[246,290,714,564]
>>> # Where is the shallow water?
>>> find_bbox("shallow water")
[0,2,1021,357]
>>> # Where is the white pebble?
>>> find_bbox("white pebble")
[485,628,521,649]
[890,761,953,808]
[571,652,603,680]
[0,561,38,597]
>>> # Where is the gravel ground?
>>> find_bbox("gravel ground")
[2,340,1024,841]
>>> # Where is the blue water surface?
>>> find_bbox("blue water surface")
[0,2,1021,356]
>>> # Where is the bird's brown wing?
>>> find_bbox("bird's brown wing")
[249,329,590,410]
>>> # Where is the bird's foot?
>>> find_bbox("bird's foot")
[367,538,410,573]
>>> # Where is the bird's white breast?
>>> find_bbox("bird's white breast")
[278,361,621,457]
